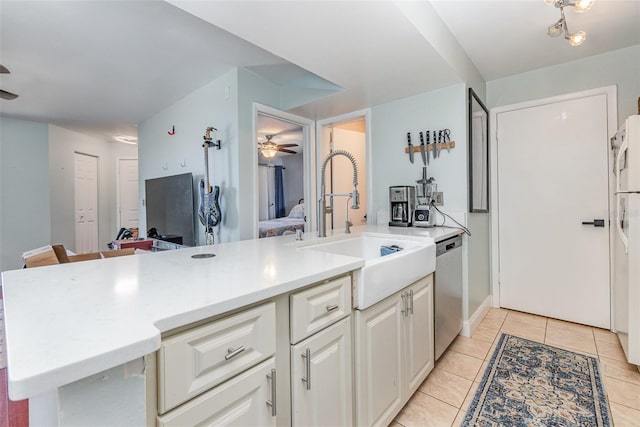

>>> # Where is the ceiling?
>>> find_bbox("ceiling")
[1,0,638,143]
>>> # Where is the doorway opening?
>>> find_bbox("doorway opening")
[254,104,314,239]
[318,115,368,232]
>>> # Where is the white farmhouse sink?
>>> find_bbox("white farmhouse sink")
[300,233,435,309]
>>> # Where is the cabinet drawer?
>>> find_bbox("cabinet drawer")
[158,302,276,413]
[290,275,351,344]
[157,358,277,427]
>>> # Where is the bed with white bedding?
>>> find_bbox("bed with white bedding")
[258,204,306,238]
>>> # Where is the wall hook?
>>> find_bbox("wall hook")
[203,126,221,150]
[162,162,168,170]
[180,159,186,167]
[168,125,175,136]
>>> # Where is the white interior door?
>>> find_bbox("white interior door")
[74,152,99,253]
[117,158,139,230]
[496,93,611,328]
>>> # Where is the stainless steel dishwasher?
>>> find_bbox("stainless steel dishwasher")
[435,234,463,360]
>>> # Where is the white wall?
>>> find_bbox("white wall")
[487,44,640,126]
[138,69,239,245]
[0,117,50,272]
[48,125,137,253]
[138,67,283,244]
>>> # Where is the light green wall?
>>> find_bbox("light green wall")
[237,68,282,240]
[487,44,640,125]
[370,83,492,325]
[370,83,467,216]
[0,117,50,272]
[467,212,490,317]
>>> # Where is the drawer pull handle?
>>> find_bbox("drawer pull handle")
[401,292,408,317]
[266,368,277,416]
[225,346,246,360]
[301,348,311,390]
[326,304,339,312]
[409,289,414,315]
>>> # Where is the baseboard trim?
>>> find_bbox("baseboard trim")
[461,295,492,337]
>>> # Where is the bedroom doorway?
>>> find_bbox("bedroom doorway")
[317,111,369,231]
[254,104,314,239]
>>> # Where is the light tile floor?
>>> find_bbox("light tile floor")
[391,308,640,427]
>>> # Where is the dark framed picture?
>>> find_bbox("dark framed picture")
[468,88,489,212]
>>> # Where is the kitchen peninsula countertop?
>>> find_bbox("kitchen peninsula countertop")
[1,224,457,400]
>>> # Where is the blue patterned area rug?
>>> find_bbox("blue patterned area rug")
[463,333,612,427]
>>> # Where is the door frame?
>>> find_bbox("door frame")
[489,86,618,308]
[316,108,372,227]
[252,103,316,238]
[116,157,138,230]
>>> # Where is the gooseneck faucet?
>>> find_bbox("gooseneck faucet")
[318,150,360,237]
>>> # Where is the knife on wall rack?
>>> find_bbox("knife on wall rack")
[419,131,426,165]
[407,132,414,163]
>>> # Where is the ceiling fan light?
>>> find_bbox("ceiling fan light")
[260,141,278,159]
[548,21,564,37]
[573,0,594,13]
[568,30,586,46]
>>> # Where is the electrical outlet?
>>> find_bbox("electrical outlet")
[435,192,444,206]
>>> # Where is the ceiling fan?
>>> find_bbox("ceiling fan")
[258,134,298,158]
[0,65,19,100]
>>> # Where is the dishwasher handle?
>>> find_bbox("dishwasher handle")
[436,235,463,256]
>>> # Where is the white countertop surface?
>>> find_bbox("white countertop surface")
[1,224,459,400]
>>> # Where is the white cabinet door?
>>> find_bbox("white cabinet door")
[291,317,353,427]
[355,294,404,427]
[157,358,277,427]
[404,276,434,396]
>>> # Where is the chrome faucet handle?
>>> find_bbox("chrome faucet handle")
[345,219,353,234]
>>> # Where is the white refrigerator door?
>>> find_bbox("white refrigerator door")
[616,115,640,193]
[613,192,640,364]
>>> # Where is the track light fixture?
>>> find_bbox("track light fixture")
[545,0,593,46]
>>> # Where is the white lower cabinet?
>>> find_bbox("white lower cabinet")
[291,316,353,426]
[157,357,277,427]
[405,276,435,396]
[355,275,434,427]
[152,273,436,427]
